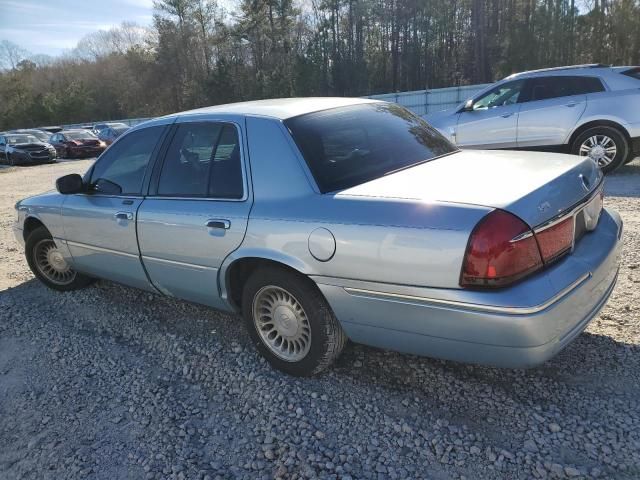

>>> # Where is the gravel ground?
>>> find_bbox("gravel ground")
[1,158,639,480]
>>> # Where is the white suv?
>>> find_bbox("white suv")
[428,64,640,172]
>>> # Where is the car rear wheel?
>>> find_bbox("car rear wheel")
[26,226,95,291]
[242,266,347,376]
[572,126,629,174]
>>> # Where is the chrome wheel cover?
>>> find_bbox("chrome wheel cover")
[33,239,76,285]
[579,135,617,167]
[252,285,311,362]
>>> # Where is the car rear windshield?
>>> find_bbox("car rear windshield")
[66,131,97,140]
[284,103,455,192]
[622,67,640,81]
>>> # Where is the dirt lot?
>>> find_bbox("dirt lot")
[1,158,640,480]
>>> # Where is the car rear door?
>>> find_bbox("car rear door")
[455,79,525,149]
[516,76,588,148]
[137,118,251,309]
[61,125,168,291]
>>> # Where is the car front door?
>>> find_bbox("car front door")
[455,79,525,149]
[137,119,250,309]
[516,76,589,147]
[0,136,6,161]
[61,125,168,291]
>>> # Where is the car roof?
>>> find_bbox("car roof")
[504,64,623,80]
[62,129,93,134]
[175,97,382,121]
[5,133,37,138]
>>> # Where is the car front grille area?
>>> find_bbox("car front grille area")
[29,150,50,159]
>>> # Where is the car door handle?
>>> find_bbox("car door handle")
[206,219,231,229]
[566,102,577,107]
[501,112,514,118]
[114,211,133,221]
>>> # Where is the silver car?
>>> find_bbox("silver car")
[13,98,622,376]
[428,64,640,173]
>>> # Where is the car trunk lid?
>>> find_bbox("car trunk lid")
[337,149,602,228]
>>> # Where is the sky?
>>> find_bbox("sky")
[0,0,155,57]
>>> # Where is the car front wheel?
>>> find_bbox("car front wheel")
[572,126,629,174]
[25,226,95,291]
[242,266,347,376]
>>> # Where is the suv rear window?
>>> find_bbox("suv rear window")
[285,103,455,193]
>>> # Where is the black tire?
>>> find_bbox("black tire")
[571,126,629,174]
[242,266,348,376]
[7,154,14,166]
[25,226,95,291]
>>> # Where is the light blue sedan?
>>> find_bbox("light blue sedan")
[13,98,622,376]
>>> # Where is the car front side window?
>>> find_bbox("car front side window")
[472,80,525,110]
[89,125,165,196]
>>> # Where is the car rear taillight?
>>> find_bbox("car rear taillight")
[535,217,574,264]
[461,210,543,288]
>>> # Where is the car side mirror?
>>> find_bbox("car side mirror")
[463,99,474,111]
[56,174,85,194]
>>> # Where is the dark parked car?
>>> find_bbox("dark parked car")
[10,129,53,143]
[97,125,129,145]
[0,133,57,165]
[49,130,106,159]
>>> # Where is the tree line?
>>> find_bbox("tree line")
[1,0,639,130]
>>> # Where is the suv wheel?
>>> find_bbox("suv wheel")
[26,226,95,291]
[572,126,629,174]
[242,266,347,376]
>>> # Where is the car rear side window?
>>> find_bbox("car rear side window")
[90,126,165,195]
[285,103,455,193]
[572,77,605,94]
[157,122,243,199]
[524,76,604,102]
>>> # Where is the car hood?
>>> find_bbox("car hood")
[10,142,49,150]
[337,149,602,227]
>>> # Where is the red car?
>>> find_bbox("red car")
[49,130,107,159]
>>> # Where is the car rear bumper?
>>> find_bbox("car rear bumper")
[315,208,623,368]
[70,146,105,157]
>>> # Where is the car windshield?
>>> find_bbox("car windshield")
[20,130,50,142]
[6,135,39,144]
[65,131,97,140]
[284,103,456,192]
[113,126,129,134]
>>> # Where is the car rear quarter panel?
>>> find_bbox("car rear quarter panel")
[569,89,640,142]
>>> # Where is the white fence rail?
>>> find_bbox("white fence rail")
[366,83,492,118]
[58,83,493,130]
